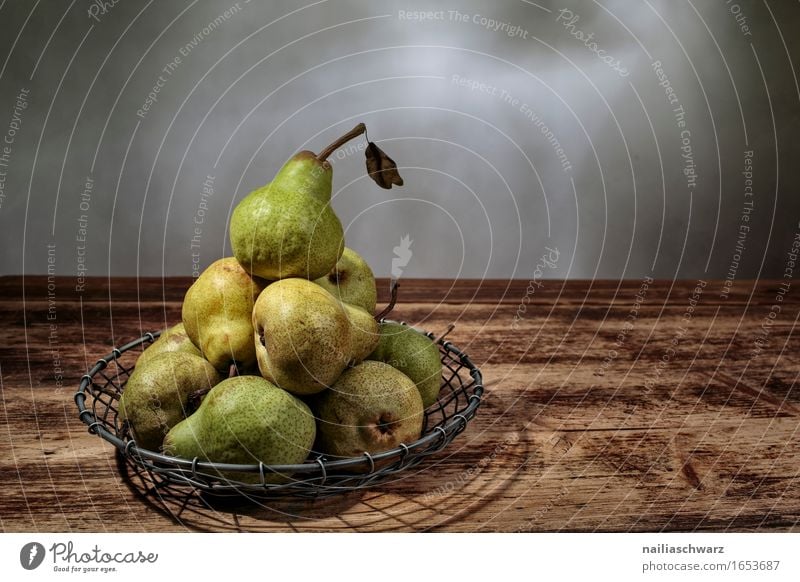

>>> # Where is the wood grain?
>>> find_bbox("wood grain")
[0,276,798,532]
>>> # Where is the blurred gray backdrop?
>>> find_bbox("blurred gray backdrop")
[0,0,798,281]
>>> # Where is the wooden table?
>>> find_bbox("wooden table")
[1,276,798,532]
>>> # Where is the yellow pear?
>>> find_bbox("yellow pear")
[182,257,267,371]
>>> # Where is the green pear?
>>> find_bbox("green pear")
[138,323,201,366]
[313,361,423,458]
[230,123,403,280]
[252,278,378,395]
[343,302,380,364]
[314,247,377,313]
[163,376,315,484]
[119,352,221,451]
[368,322,442,408]
[182,257,267,371]
[229,152,343,280]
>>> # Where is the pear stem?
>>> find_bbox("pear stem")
[187,387,211,412]
[316,123,367,162]
[435,323,456,344]
[375,281,399,321]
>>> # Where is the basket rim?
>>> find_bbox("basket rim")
[74,322,484,476]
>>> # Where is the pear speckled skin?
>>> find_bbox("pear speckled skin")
[163,376,316,484]
[137,323,201,366]
[368,322,442,408]
[182,257,267,371]
[118,352,221,451]
[342,302,379,364]
[313,361,424,459]
[253,278,378,395]
[230,152,344,281]
[314,247,377,313]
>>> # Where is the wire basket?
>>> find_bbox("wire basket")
[74,322,484,499]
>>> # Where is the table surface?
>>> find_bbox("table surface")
[1,276,798,532]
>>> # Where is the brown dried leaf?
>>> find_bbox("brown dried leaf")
[365,141,403,189]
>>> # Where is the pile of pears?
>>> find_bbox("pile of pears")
[118,124,443,483]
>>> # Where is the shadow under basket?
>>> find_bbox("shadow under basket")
[74,322,484,499]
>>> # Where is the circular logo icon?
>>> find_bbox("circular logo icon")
[20,542,45,570]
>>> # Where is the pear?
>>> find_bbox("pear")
[119,352,221,451]
[313,360,424,458]
[230,123,403,281]
[138,323,201,366]
[163,376,315,484]
[368,322,442,408]
[253,278,379,395]
[342,302,380,364]
[229,153,343,280]
[182,257,267,371]
[314,247,377,313]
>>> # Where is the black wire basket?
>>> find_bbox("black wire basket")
[74,322,484,499]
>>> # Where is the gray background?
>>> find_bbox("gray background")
[0,0,798,280]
